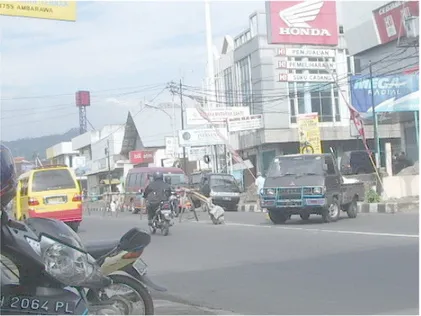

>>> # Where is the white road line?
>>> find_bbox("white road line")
[195,221,419,239]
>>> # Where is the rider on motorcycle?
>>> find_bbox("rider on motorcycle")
[144,171,171,226]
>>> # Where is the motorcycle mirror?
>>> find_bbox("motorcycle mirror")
[118,228,151,252]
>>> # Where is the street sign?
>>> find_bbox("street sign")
[187,147,211,161]
[0,1,77,21]
[228,114,263,132]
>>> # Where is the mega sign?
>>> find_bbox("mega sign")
[373,1,419,45]
[129,151,154,165]
[266,0,339,45]
[350,74,419,113]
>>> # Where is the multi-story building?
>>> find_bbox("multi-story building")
[72,125,126,195]
[341,0,419,162]
[213,1,404,183]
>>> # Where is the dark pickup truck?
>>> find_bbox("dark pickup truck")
[260,154,365,224]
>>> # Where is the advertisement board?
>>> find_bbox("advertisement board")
[277,60,335,70]
[165,137,180,157]
[297,113,322,154]
[178,128,227,147]
[266,0,339,45]
[187,147,211,162]
[372,1,419,45]
[350,74,419,113]
[279,73,334,82]
[129,151,154,165]
[75,91,90,107]
[228,114,263,133]
[0,1,77,21]
[277,48,336,58]
[186,107,249,125]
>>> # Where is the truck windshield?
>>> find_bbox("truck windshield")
[210,175,239,192]
[267,156,324,177]
[163,173,187,185]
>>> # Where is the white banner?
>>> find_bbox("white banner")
[277,60,336,70]
[228,114,263,132]
[185,107,249,125]
[178,128,228,147]
[165,137,180,157]
[187,147,211,161]
[279,73,335,82]
[277,48,336,58]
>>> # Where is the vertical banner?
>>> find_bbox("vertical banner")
[297,113,322,154]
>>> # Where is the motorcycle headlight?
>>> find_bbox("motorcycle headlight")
[26,236,105,287]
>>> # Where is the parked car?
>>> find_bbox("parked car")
[189,172,241,211]
[339,150,375,175]
[260,154,365,224]
[124,167,187,214]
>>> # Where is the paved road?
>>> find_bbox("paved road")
[80,210,419,315]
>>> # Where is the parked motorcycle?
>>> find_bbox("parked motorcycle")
[85,227,166,315]
[150,201,173,236]
[0,209,106,315]
[169,190,180,217]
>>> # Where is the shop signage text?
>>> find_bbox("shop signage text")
[279,73,334,82]
[129,151,154,165]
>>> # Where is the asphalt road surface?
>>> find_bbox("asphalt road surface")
[80,209,419,315]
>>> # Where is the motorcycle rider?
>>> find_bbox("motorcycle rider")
[144,171,171,226]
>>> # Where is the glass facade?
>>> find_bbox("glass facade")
[236,56,252,109]
[223,67,234,107]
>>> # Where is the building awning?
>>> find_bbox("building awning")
[100,179,121,185]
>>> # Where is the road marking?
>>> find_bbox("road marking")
[195,221,419,239]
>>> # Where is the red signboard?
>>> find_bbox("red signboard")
[373,1,419,45]
[75,91,91,107]
[129,151,154,165]
[266,0,339,46]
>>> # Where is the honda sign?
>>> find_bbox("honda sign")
[266,0,339,45]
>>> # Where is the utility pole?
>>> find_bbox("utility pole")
[179,79,188,173]
[105,139,112,194]
[369,61,381,194]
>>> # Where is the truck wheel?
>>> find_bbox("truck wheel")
[300,213,310,221]
[268,210,288,224]
[322,198,340,223]
[346,199,358,218]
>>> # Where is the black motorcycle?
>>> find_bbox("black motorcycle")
[0,209,163,314]
[149,201,173,236]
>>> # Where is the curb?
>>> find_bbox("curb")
[357,201,419,214]
[237,203,263,212]
[238,202,419,213]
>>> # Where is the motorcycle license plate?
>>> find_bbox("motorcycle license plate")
[133,258,148,276]
[0,295,76,314]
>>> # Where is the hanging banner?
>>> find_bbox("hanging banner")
[297,113,322,154]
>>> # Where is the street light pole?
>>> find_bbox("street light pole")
[179,79,187,173]
[369,61,380,168]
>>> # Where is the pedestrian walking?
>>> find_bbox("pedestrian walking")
[255,172,265,212]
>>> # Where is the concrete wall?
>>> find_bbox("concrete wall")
[383,175,419,199]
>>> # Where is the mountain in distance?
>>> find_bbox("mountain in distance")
[3,128,80,160]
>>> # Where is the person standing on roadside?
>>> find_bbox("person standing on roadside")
[255,172,265,196]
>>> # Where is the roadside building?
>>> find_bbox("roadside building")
[212,1,404,185]
[341,0,419,163]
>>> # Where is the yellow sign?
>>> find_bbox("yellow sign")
[297,113,322,154]
[0,1,76,22]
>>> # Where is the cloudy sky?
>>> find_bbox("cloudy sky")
[0,0,386,141]
[1,0,267,141]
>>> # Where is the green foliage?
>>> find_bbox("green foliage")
[366,188,381,203]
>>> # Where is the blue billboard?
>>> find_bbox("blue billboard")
[350,74,419,116]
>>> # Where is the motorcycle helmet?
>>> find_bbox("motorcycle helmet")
[153,171,163,181]
[0,144,17,208]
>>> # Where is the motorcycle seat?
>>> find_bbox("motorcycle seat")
[85,240,119,260]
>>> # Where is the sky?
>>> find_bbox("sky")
[0,0,387,142]
[0,0,265,141]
